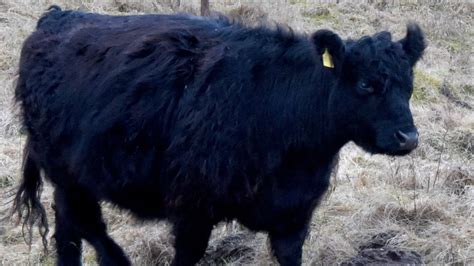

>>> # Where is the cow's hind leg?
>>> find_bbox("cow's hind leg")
[171,217,213,266]
[54,188,130,266]
[53,189,83,266]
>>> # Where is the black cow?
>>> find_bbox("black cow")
[13,6,425,266]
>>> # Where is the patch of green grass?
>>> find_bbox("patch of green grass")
[83,253,97,264]
[302,8,337,25]
[460,84,473,95]
[312,13,334,23]
[39,256,55,266]
[441,39,470,54]
[1,230,23,245]
[310,15,338,26]
[352,156,370,167]
[289,0,306,5]
[0,175,13,188]
[413,70,442,102]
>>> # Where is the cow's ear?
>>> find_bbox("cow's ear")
[399,23,426,66]
[311,29,345,69]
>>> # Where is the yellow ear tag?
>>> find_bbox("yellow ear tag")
[322,48,334,68]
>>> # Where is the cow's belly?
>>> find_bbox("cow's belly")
[105,184,167,219]
[233,163,333,232]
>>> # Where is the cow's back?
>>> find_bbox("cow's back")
[16,9,230,119]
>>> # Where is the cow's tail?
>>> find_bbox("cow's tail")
[12,142,49,252]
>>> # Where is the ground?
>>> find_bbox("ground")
[0,0,472,265]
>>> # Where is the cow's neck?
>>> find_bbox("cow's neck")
[256,56,348,164]
[300,71,347,159]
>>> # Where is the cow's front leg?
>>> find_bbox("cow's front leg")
[269,223,309,266]
[171,217,213,266]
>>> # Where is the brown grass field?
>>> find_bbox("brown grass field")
[0,0,472,265]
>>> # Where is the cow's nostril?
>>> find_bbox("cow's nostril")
[395,130,418,150]
[395,131,408,144]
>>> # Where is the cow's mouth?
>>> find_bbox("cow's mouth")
[359,143,415,156]
[356,136,418,156]
[366,127,419,156]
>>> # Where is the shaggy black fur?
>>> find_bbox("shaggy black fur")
[14,6,425,266]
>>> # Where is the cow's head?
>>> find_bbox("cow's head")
[312,24,426,156]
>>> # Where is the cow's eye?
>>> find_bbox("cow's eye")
[358,80,375,94]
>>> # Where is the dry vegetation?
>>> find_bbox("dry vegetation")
[0,0,473,265]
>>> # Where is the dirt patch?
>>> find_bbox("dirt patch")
[342,231,423,265]
[443,168,474,195]
[342,247,423,265]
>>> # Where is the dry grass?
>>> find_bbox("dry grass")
[0,0,473,265]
